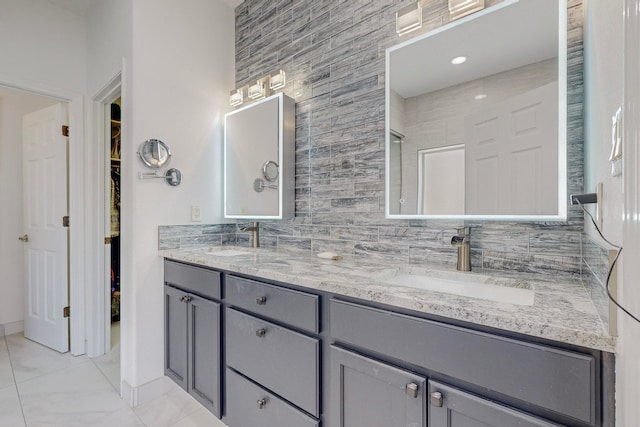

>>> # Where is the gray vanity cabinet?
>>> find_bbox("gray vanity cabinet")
[330,345,427,427]
[428,380,561,427]
[164,261,222,418]
[224,274,321,426]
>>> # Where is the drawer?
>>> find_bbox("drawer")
[330,299,596,425]
[225,275,319,333]
[226,308,319,416]
[164,260,221,300]
[225,368,319,427]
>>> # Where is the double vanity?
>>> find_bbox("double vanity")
[162,246,614,427]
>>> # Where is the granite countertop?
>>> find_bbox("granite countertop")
[161,246,616,353]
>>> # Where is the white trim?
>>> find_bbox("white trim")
[87,72,122,358]
[121,376,176,407]
[0,76,86,356]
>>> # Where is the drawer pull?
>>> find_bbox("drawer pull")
[256,328,267,337]
[257,398,267,409]
[405,382,419,398]
[256,296,267,305]
[430,391,443,407]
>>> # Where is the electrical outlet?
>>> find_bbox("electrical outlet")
[191,205,202,222]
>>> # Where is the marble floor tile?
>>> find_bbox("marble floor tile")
[91,342,120,393]
[6,333,89,384]
[0,383,25,427]
[0,337,16,391]
[133,382,202,427]
[170,407,227,427]
[18,360,141,427]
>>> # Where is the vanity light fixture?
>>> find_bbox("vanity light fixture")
[396,2,422,36]
[229,88,244,107]
[449,0,485,21]
[451,56,467,65]
[248,78,267,100]
[269,69,286,90]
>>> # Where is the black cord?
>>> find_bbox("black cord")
[576,200,640,324]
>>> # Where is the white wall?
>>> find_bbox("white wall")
[584,0,624,244]
[0,87,57,331]
[584,0,640,425]
[121,0,235,388]
[0,0,86,94]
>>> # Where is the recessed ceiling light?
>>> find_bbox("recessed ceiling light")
[474,94,487,100]
[451,56,467,65]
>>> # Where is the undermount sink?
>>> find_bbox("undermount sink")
[206,249,251,257]
[380,270,535,306]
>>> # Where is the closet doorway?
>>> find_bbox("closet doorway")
[109,100,121,352]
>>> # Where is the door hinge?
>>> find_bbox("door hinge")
[63,216,70,227]
[63,306,70,318]
[105,236,112,244]
[61,125,69,137]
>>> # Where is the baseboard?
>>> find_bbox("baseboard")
[121,375,176,408]
[0,321,24,337]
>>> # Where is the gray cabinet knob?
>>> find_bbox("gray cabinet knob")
[430,391,443,407]
[256,328,267,337]
[256,296,267,305]
[257,398,267,409]
[405,382,419,398]
[179,295,191,303]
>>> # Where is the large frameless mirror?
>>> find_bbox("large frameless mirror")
[385,0,567,220]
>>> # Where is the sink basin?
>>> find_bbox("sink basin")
[381,271,535,306]
[206,249,251,257]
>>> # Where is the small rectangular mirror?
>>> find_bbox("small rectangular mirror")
[224,93,295,219]
[385,0,567,220]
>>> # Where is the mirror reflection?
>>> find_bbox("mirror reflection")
[386,0,566,219]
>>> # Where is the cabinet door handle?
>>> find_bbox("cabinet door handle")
[256,296,267,305]
[180,295,191,303]
[430,391,443,407]
[255,328,267,337]
[405,382,419,398]
[257,398,267,409]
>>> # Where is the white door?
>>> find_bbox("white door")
[22,103,69,353]
[465,82,558,215]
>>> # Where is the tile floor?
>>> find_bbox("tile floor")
[0,325,226,427]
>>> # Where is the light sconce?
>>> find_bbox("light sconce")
[248,78,267,100]
[229,88,244,107]
[269,69,286,91]
[449,0,485,21]
[229,70,288,107]
[396,2,422,36]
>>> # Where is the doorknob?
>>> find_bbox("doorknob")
[18,234,29,242]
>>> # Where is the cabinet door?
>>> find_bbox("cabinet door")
[429,380,561,427]
[164,285,188,390]
[188,295,221,418]
[331,346,426,427]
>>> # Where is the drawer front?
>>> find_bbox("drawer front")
[225,275,319,333]
[226,308,319,416]
[331,299,596,425]
[164,260,221,300]
[225,368,319,427]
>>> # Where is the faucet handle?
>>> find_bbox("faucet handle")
[454,226,470,236]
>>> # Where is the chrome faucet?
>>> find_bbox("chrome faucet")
[451,227,471,271]
[239,222,260,248]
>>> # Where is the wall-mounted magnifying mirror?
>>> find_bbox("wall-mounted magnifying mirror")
[138,139,171,169]
[262,160,279,182]
[385,0,567,220]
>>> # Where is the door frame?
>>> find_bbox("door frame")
[88,72,122,358]
[0,75,86,356]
